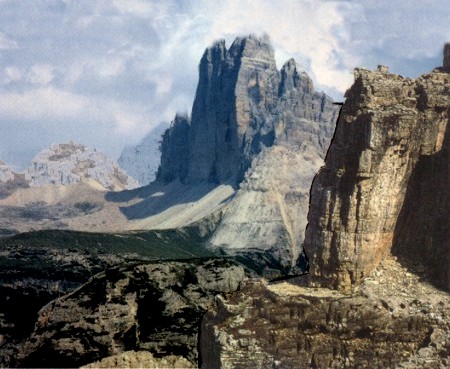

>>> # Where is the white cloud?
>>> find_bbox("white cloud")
[112,0,158,17]
[2,66,23,84]
[0,32,18,49]
[0,87,87,120]
[27,65,55,85]
[192,0,356,94]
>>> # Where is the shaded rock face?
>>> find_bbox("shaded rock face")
[25,142,138,191]
[157,35,338,272]
[200,258,450,369]
[157,114,191,183]
[393,111,450,291]
[156,35,338,186]
[208,72,337,271]
[119,122,169,186]
[16,259,247,368]
[304,62,450,291]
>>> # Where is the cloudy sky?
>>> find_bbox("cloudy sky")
[0,0,449,170]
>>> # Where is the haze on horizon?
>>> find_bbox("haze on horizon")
[0,0,449,170]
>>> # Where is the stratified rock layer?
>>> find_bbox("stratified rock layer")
[305,64,450,291]
[200,257,450,369]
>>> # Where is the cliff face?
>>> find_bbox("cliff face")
[156,36,338,187]
[305,61,450,291]
[199,46,450,369]
[153,35,339,274]
[157,115,191,183]
[208,58,338,271]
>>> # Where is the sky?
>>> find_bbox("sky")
[0,0,449,170]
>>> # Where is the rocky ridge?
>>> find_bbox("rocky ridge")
[15,258,249,368]
[200,257,449,369]
[157,35,338,187]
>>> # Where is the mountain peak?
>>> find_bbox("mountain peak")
[156,35,332,187]
[25,142,138,190]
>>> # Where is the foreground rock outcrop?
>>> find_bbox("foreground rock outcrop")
[81,350,194,368]
[305,57,449,291]
[200,257,449,369]
[15,258,248,368]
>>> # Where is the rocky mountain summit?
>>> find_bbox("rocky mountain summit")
[156,35,338,272]
[0,36,337,268]
[156,35,338,186]
[25,142,138,191]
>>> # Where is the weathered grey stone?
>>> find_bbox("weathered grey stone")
[156,35,338,188]
[25,142,138,190]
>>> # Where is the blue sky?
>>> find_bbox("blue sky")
[0,0,449,170]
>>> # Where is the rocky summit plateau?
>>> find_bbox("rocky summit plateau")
[0,36,449,369]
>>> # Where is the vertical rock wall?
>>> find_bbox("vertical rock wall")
[156,35,338,188]
[305,61,450,291]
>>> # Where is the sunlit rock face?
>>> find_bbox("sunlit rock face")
[305,53,450,292]
[0,160,14,183]
[25,142,138,191]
